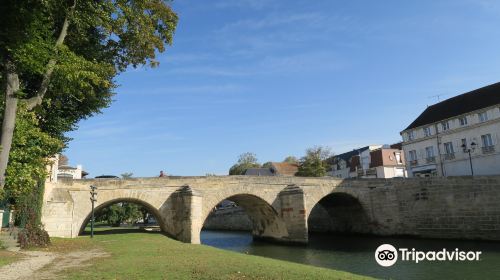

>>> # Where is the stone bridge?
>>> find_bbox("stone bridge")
[41,176,500,244]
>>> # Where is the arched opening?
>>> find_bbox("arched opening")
[201,194,288,249]
[308,193,371,235]
[78,198,166,236]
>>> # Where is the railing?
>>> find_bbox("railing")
[426,157,436,163]
[444,153,455,160]
[482,146,495,154]
[410,160,418,167]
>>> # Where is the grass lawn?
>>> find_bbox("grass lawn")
[46,229,373,280]
[0,240,21,267]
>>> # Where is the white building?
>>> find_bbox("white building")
[47,154,88,181]
[58,164,86,179]
[401,83,500,177]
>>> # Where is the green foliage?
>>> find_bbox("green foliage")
[1,0,178,144]
[3,106,62,201]
[262,162,273,168]
[121,172,133,179]
[18,214,51,249]
[296,146,332,177]
[0,0,178,230]
[283,156,298,164]
[229,152,261,175]
[97,203,145,227]
[16,181,51,248]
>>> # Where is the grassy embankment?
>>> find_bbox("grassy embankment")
[43,228,373,280]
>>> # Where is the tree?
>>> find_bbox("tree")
[229,152,261,175]
[283,156,298,164]
[262,162,273,168]
[296,146,332,177]
[59,154,69,166]
[0,0,178,190]
[2,105,62,202]
[121,172,133,179]
[97,202,144,227]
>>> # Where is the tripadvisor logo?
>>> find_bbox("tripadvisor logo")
[375,244,482,267]
[375,244,398,267]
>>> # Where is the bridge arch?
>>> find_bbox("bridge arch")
[78,197,171,236]
[201,193,288,242]
[307,191,372,234]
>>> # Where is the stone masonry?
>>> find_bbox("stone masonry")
[41,176,500,244]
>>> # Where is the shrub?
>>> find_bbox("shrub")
[18,211,50,249]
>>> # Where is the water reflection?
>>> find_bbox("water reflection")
[201,230,500,280]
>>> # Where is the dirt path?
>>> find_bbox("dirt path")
[0,249,109,280]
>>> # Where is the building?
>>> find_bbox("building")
[269,162,299,176]
[327,144,406,178]
[365,145,406,178]
[244,168,274,176]
[47,154,88,180]
[57,164,88,179]
[401,82,500,177]
[327,146,380,179]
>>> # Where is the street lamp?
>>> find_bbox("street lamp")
[90,185,98,238]
[461,141,477,176]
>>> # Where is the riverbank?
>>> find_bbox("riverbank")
[1,229,371,279]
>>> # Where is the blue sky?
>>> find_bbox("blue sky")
[65,0,500,177]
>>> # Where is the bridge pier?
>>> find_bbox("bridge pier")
[163,185,203,244]
[278,185,308,244]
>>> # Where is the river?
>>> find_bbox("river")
[201,230,500,279]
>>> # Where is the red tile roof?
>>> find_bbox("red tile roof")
[271,162,298,176]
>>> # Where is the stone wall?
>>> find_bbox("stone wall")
[320,177,500,240]
[203,207,252,231]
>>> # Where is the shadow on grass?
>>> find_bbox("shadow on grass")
[81,227,163,236]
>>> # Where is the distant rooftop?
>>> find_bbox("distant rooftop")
[270,162,298,176]
[244,168,274,176]
[404,82,500,131]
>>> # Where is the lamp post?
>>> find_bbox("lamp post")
[461,141,477,176]
[90,185,98,238]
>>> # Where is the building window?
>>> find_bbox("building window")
[408,150,418,166]
[481,134,495,154]
[459,116,468,126]
[407,131,415,141]
[409,150,417,160]
[482,134,493,147]
[423,127,432,137]
[425,146,435,163]
[461,138,467,149]
[395,152,402,164]
[479,112,488,123]
[444,142,454,154]
[444,142,455,160]
[441,121,450,131]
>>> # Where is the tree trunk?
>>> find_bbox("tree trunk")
[0,1,76,190]
[0,71,20,189]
